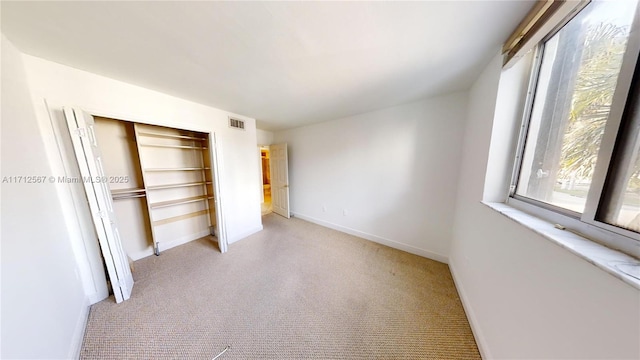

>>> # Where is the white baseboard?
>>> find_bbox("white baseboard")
[127,248,154,261]
[227,225,264,244]
[291,212,448,264]
[69,297,91,360]
[449,259,491,360]
[87,288,109,304]
[159,230,211,252]
[128,230,212,260]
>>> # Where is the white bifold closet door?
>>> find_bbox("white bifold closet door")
[63,108,134,303]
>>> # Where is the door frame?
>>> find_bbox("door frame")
[208,133,228,253]
[45,102,228,303]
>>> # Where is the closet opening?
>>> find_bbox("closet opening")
[94,117,223,258]
[64,107,226,302]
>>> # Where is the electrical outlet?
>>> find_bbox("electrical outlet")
[343,209,348,216]
[322,205,327,212]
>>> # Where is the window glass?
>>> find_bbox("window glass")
[516,0,637,213]
[598,73,640,233]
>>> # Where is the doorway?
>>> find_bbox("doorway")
[260,146,272,215]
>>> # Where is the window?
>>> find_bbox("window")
[510,0,640,256]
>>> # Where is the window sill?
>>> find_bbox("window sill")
[482,201,640,290]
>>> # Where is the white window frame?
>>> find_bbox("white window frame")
[507,1,640,258]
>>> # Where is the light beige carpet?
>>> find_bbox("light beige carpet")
[81,214,481,359]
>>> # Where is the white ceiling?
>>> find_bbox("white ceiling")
[1,1,533,131]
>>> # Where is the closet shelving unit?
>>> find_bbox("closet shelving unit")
[133,124,217,256]
[150,195,213,209]
[94,117,219,260]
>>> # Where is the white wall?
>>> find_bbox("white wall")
[1,35,88,359]
[450,53,640,359]
[257,129,274,146]
[274,93,468,262]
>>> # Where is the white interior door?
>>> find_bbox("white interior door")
[63,107,134,303]
[269,143,290,218]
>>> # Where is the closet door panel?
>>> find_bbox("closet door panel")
[63,108,134,302]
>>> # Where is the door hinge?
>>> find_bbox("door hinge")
[97,210,108,219]
[74,128,87,138]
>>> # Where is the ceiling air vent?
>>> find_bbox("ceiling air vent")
[229,117,245,130]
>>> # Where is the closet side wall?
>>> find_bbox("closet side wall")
[94,117,152,259]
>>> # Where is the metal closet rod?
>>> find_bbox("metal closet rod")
[112,194,146,200]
